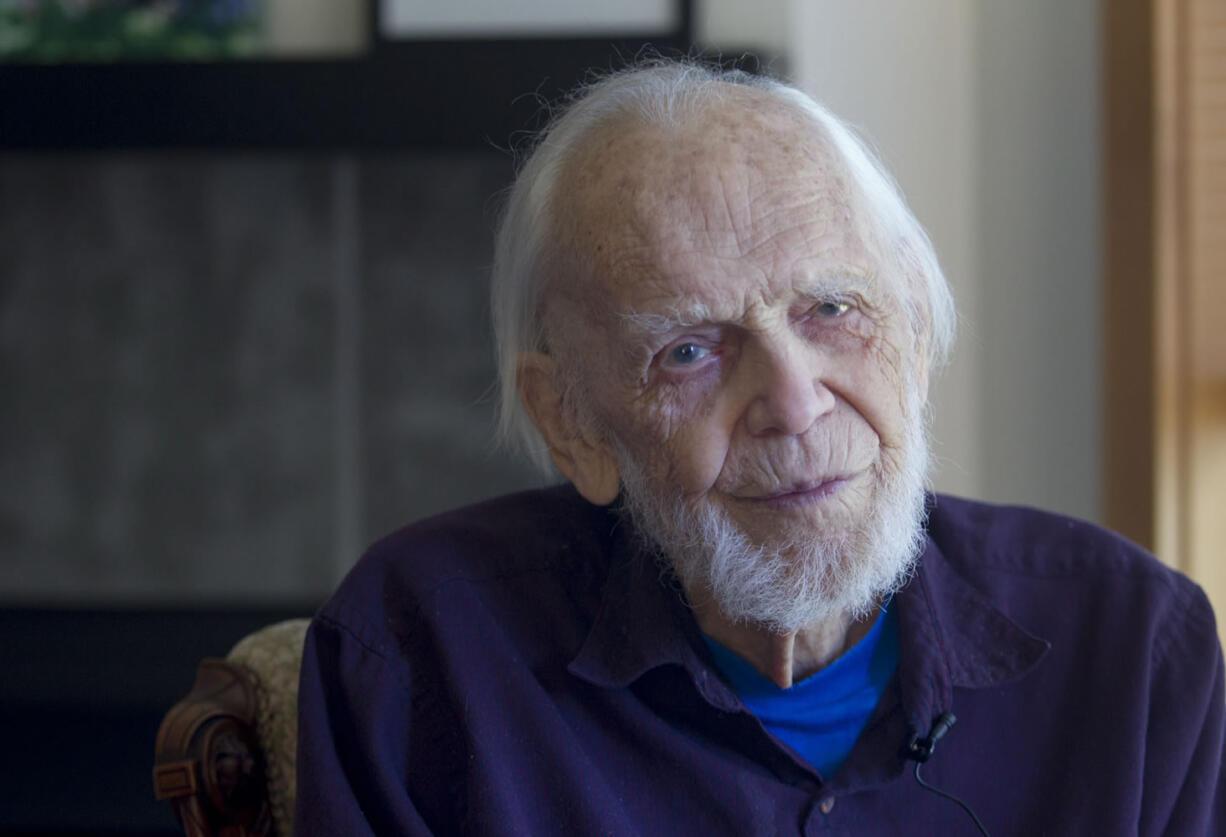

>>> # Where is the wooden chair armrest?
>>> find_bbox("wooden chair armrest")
[153,658,272,837]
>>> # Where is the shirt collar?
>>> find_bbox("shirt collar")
[568,498,1051,729]
[567,515,716,690]
[894,529,1050,738]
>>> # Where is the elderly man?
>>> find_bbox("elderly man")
[294,62,1224,834]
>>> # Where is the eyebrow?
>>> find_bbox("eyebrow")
[797,271,874,298]
[615,272,873,337]
[617,302,716,337]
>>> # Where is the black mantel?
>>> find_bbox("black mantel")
[0,2,695,151]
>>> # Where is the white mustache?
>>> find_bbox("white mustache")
[716,423,880,498]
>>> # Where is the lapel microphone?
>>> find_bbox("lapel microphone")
[904,712,991,836]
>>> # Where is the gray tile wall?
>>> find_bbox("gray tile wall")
[0,151,543,603]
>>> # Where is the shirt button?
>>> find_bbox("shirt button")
[819,797,835,815]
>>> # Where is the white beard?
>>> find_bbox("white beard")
[615,397,930,635]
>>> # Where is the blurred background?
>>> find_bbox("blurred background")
[0,0,1221,833]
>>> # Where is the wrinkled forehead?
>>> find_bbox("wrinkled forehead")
[546,88,882,322]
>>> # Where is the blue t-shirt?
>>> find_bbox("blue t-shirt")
[702,601,899,778]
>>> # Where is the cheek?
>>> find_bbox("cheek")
[667,420,736,496]
[610,383,735,497]
[836,333,914,447]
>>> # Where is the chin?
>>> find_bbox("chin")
[721,478,871,542]
[616,424,930,634]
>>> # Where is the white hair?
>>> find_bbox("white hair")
[491,60,956,471]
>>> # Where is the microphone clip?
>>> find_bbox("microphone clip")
[904,711,957,764]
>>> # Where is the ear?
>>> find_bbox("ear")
[517,352,621,506]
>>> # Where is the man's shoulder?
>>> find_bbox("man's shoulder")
[315,484,614,647]
[930,492,1163,576]
[927,493,1214,634]
[364,482,609,578]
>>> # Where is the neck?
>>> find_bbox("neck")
[694,601,877,689]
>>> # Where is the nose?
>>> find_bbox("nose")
[743,340,835,437]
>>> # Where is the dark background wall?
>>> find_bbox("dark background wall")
[0,151,543,833]
[1,151,541,604]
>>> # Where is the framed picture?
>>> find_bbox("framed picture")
[378,0,680,39]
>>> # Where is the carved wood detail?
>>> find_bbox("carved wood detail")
[154,658,272,837]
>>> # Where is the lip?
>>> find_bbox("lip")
[738,475,853,507]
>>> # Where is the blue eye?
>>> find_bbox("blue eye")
[815,300,851,318]
[667,342,710,366]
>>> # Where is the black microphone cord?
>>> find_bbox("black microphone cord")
[904,712,991,837]
[912,760,990,836]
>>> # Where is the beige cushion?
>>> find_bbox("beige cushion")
[228,618,310,837]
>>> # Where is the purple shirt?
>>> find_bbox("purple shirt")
[295,486,1225,834]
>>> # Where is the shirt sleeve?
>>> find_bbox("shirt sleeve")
[1141,582,1226,836]
[293,614,438,836]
